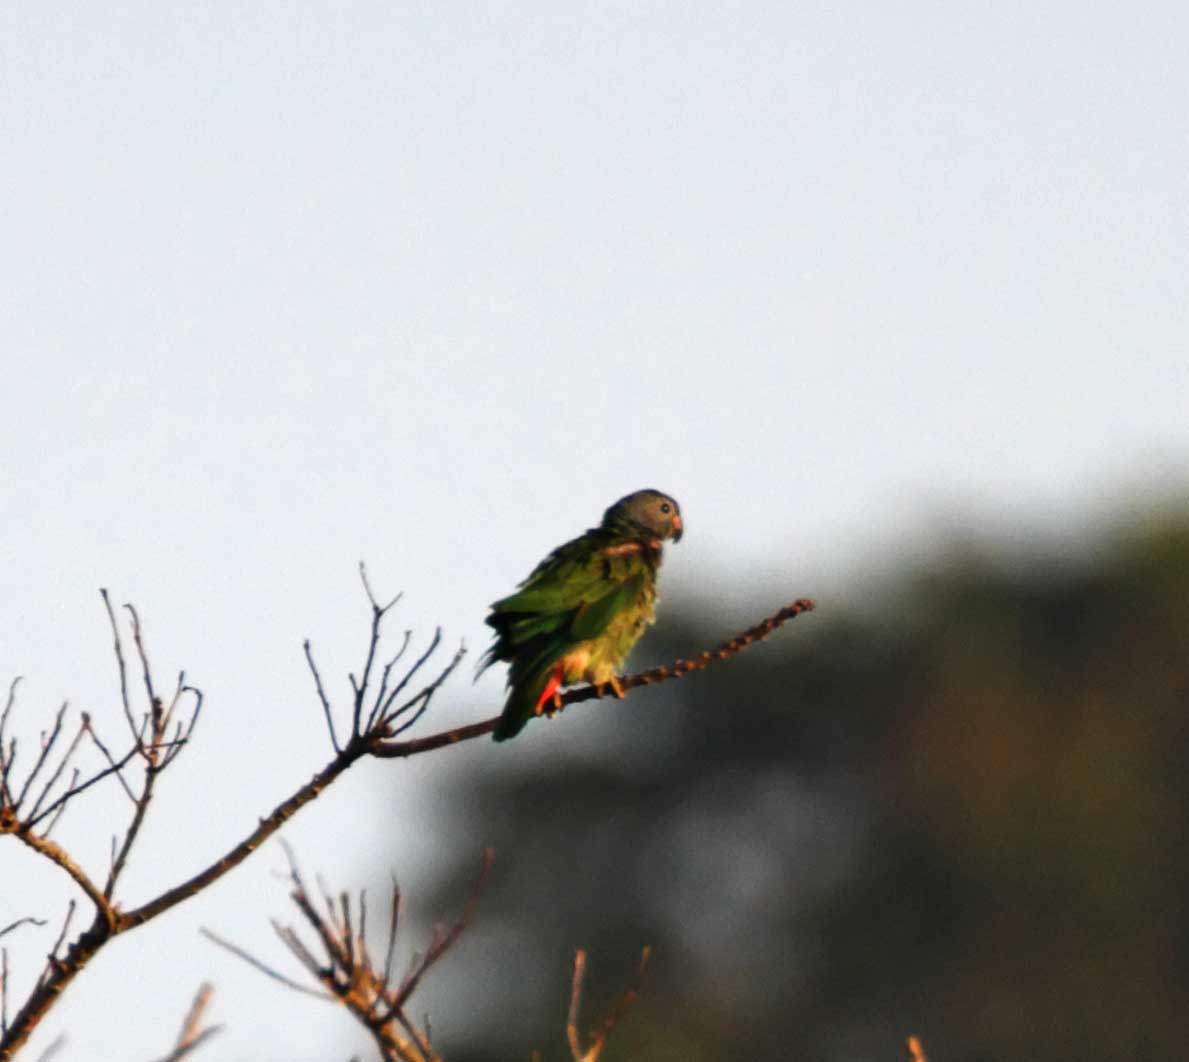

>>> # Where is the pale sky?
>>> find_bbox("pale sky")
[2,3,1187,1059]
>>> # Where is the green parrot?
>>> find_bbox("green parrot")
[480,489,683,742]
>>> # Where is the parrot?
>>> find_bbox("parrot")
[480,489,683,742]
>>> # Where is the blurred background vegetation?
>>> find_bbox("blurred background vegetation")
[399,505,1189,1061]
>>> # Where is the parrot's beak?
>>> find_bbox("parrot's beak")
[671,513,683,542]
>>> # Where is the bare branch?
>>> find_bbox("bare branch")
[32,1033,65,1062]
[383,642,467,737]
[377,629,443,727]
[43,901,78,980]
[587,946,650,1057]
[172,685,205,754]
[359,561,402,614]
[147,982,223,1062]
[14,703,68,814]
[38,771,77,840]
[103,762,159,900]
[0,918,46,944]
[383,875,402,986]
[26,717,86,824]
[80,714,137,805]
[8,828,112,924]
[123,604,159,741]
[0,679,21,763]
[304,640,339,753]
[565,947,651,1062]
[28,745,142,831]
[383,849,492,1020]
[367,630,413,733]
[0,679,24,814]
[352,566,393,738]
[375,597,818,757]
[566,949,588,1060]
[201,928,332,1000]
[1,949,8,1038]
[159,672,187,738]
[100,590,138,748]
[215,846,491,1062]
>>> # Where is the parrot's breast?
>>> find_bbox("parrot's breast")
[567,579,657,685]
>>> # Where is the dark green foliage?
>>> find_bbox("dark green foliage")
[424,512,1189,1060]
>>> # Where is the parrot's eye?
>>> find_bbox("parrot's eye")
[660,503,672,514]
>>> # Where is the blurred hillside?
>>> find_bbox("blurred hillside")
[408,510,1189,1061]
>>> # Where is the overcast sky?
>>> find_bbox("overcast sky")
[2,3,1187,1059]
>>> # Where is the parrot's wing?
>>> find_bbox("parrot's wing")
[487,536,649,650]
[484,534,653,741]
[570,573,646,640]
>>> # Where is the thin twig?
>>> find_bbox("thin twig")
[383,877,402,986]
[377,629,444,725]
[1,948,8,1038]
[28,746,141,830]
[200,929,331,1000]
[159,672,187,738]
[26,718,86,824]
[304,641,339,753]
[565,947,651,1062]
[175,686,205,747]
[81,714,137,804]
[32,1033,65,1062]
[383,643,467,737]
[0,681,22,805]
[14,703,68,814]
[220,843,490,1062]
[45,901,77,973]
[103,760,160,900]
[383,848,492,1019]
[38,771,77,840]
[123,604,159,747]
[566,949,588,1060]
[359,562,402,614]
[0,919,46,944]
[588,947,650,1057]
[367,630,413,732]
[352,587,386,739]
[147,982,223,1062]
[100,590,138,748]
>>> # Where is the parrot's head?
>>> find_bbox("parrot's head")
[603,489,683,544]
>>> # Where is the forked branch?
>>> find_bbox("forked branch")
[566,947,652,1062]
[204,845,494,1062]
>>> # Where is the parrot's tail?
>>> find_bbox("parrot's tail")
[493,666,562,742]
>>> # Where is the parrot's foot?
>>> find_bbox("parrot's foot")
[595,677,626,699]
[534,669,565,717]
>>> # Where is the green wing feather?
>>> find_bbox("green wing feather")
[483,531,654,741]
